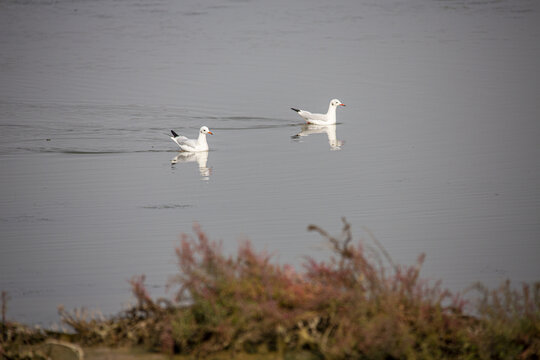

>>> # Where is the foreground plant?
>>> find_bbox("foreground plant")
[57,219,539,359]
[471,280,540,359]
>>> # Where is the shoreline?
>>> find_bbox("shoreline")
[2,222,539,359]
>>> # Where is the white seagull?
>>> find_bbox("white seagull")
[170,126,213,152]
[291,99,346,125]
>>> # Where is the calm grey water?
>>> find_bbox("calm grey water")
[1,0,539,326]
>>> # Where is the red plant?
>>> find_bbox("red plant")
[166,219,475,358]
[56,219,539,358]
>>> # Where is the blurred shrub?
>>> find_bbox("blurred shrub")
[470,280,540,359]
[55,219,539,359]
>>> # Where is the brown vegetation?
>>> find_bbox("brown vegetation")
[2,219,539,359]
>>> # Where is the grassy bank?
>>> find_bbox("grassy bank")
[2,219,539,359]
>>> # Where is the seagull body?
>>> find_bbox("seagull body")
[170,126,213,152]
[291,99,346,125]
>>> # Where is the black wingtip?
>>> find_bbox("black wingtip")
[171,130,179,137]
[291,107,300,113]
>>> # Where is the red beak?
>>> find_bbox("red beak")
[208,131,214,135]
[340,104,346,106]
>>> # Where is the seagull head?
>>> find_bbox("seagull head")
[200,126,213,135]
[330,99,346,108]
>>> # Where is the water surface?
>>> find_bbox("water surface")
[1,0,539,326]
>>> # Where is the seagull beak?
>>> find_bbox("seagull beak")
[208,131,214,135]
[340,103,346,107]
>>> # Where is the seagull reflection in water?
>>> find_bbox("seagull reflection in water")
[171,152,211,180]
[292,124,344,151]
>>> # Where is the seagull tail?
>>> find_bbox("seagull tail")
[171,130,179,137]
[291,108,300,113]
